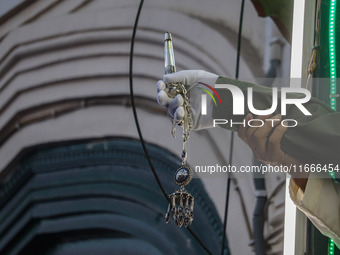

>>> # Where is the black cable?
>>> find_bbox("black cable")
[221,0,245,254]
[129,0,169,203]
[128,1,213,254]
[235,0,245,80]
[221,139,233,255]
[187,228,214,255]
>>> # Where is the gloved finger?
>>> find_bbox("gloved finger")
[157,90,172,106]
[168,94,184,117]
[157,80,166,93]
[174,107,185,121]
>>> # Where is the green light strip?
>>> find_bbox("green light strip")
[329,238,335,255]
[329,1,337,254]
[329,0,337,182]
[329,0,337,112]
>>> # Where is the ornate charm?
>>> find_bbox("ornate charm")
[174,166,192,186]
[165,165,194,227]
[163,32,194,227]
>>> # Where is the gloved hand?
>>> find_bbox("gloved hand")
[157,70,219,130]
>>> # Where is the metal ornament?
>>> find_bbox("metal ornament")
[163,82,195,227]
[163,32,194,227]
[165,163,194,226]
[165,159,194,227]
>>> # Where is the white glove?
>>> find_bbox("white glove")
[157,70,219,130]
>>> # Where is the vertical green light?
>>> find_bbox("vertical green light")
[329,1,337,254]
[329,238,335,255]
[329,0,337,112]
[329,0,337,179]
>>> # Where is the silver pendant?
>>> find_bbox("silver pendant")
[165,165,194,227]
[163,32,194,227]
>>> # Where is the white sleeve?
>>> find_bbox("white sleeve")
[289,173,340,248]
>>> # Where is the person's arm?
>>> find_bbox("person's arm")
[214,76,340,166]
[157,71,340,166]
[157,70,340,246]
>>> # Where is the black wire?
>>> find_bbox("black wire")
[235,0,245,80]
[128,1,213,254]
[221,139,233,255]
[187,228,214,255]
[129,0,169,203]
[221,0,245,254]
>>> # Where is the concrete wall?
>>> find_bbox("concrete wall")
[0,1,291,254]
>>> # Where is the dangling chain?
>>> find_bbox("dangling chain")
[164,82,194,228]
[168,83,193,141]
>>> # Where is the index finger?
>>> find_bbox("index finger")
[157,80,166,93]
